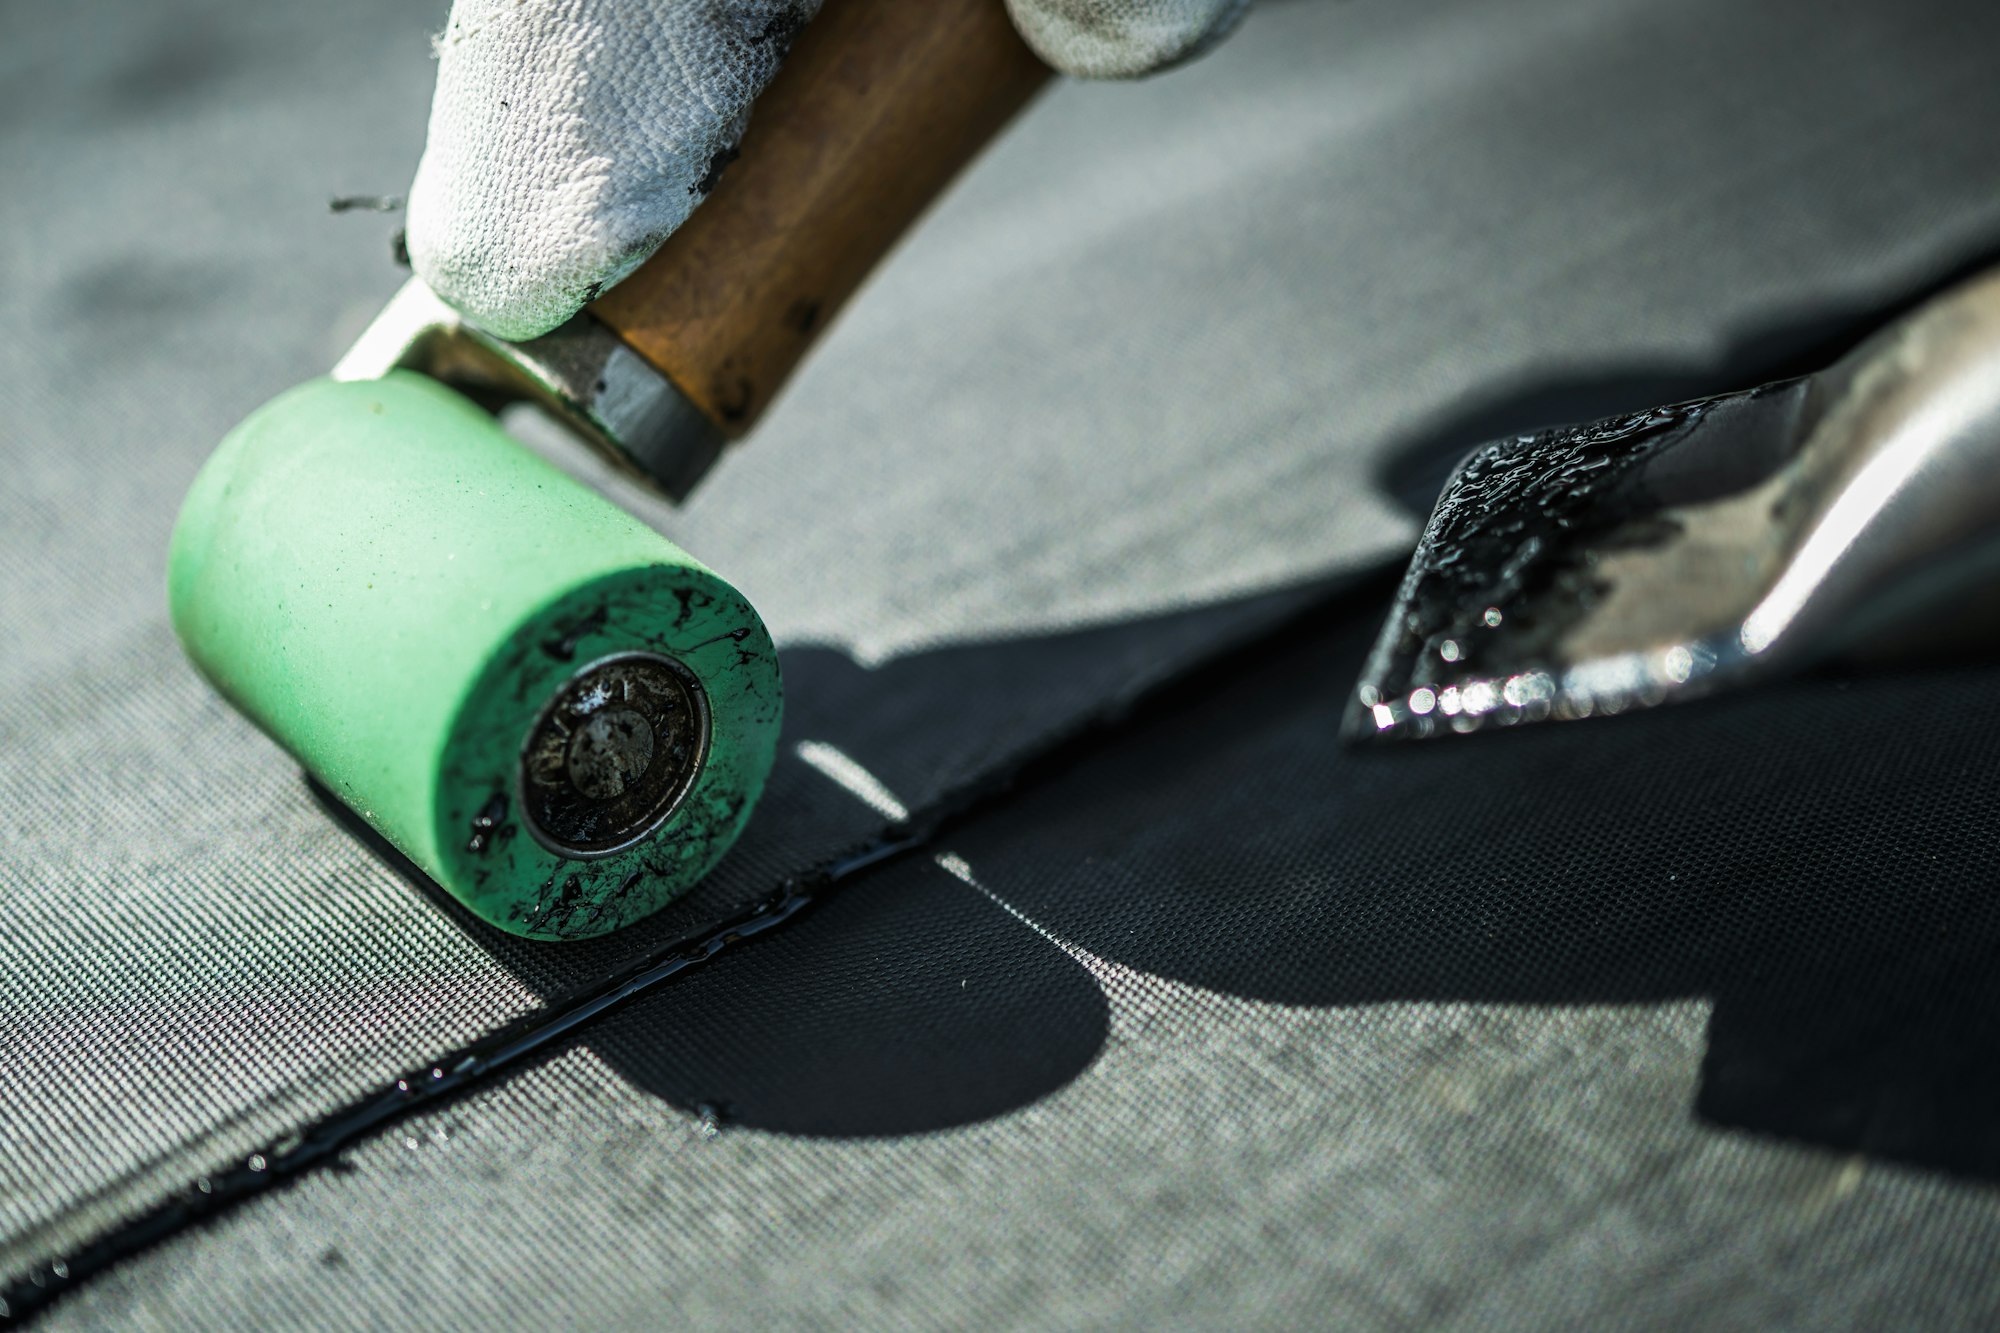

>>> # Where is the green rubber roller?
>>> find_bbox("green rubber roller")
[166,0,1049,939]
[170,373,781,939]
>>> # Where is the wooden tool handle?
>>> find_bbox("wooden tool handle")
[588,0,1051,437]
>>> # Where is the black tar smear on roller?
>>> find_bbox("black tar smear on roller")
[0,570,1379,1324]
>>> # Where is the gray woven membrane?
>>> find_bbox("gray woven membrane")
[7,0,2000,1322]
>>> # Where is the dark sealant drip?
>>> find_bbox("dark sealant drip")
[0,569,1381,1325]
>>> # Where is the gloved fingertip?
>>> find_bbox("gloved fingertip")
[1005,0,1251,79]
[405,0,810,343]
[404,168,585,341]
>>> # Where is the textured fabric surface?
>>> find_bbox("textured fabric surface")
[47,593,2000,1330]
[8,0,2000,1318]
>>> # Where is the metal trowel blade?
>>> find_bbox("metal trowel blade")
[1346,266,2000,743]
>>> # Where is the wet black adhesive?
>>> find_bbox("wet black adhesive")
[1382,398,1714,692]
[0,569,1383,1324]
[1347,374,1820,741]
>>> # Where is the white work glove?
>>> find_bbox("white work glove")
[406,0,1249,342]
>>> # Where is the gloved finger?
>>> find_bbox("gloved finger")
[407,0,822,342]
[1003,0,1250,78]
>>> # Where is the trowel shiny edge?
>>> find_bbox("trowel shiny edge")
[1346,265,2000,743]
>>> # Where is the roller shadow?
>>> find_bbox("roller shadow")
[584,855,1110,1137]
[315,580,1333,1137]
[316,773,1117,1138]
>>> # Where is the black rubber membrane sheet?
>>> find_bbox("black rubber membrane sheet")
[6,0,2000,1325]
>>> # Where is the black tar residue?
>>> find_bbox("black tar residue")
[539,605,610,663]
[0,570,1381,1324]
[1348,372,1821,744]
[1382,398,1714,691]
